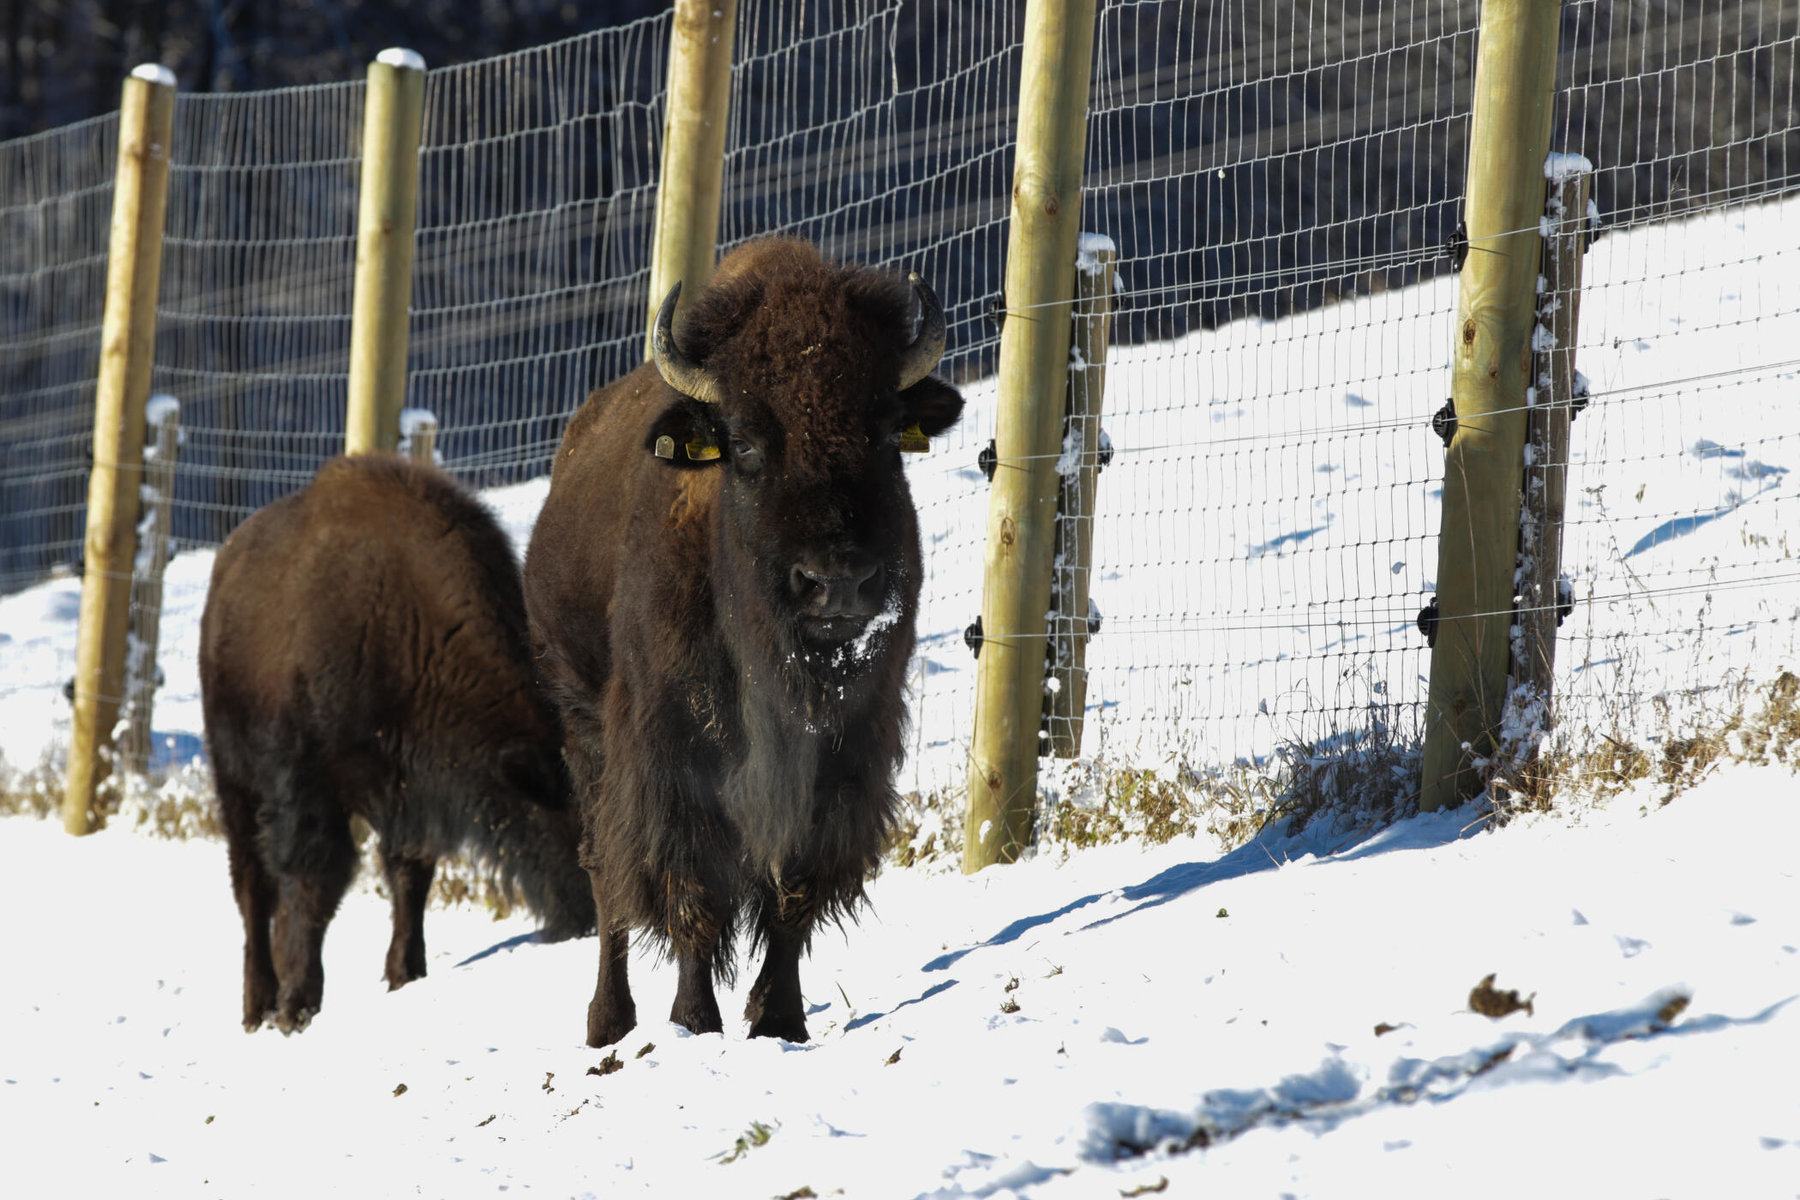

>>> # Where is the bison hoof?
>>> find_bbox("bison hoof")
[385,964,426,992]
[586,1001,638,1049]
[747,1012,810,1043]
[243,1008,278,1034]
[276,1007,316,1036]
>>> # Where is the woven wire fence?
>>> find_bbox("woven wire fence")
[3,0,1799,798]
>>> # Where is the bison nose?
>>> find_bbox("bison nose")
[790,559,886,619]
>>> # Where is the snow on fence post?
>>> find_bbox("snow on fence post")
[644,0,739,349]
[345,49,425,456]
[399,407,439,465]
[1043,233,1117,759]
[1505,159,1595,764]
[964,0,1101,872]
[1418,0,1563,812]
[65,65,178,835]
[122,397,182,775]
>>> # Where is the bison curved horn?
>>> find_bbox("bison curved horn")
[652,282,726,405]
[897,271,947,392]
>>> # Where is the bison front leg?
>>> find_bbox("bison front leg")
[745,879,813,1042]
[586,861,639,1047]
[745,925,808,1042]
[664,870,728,1037]
[382,852,436,990]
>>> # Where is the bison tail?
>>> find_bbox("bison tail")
[474,804,596,940]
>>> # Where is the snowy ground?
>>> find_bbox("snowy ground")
[4,195,1800,1196]
[1,765,1796,1197]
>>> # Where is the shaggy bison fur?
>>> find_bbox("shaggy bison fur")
[200,454,594,1033]
[525,237,963,1046]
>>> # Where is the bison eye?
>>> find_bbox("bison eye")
[729,435,762,472]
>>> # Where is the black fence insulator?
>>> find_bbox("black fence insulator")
[1432,399,1456,447]
[1556,577,1575,626]
[1086,597,1102,636]
[1447,219,1469,272]
[1096,430,1114,471]
[1417,597,1440,648]
[979,440,997,482]
[1570,372,1591,418]
[62,677,75,703]
[964,615,984,658]
[985,296,1007,333]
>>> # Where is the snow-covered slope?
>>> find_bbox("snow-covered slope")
[0,765,1795,1197]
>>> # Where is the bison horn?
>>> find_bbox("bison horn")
[652,282,726,405]
[898,271,947,392]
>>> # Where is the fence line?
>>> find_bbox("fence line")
[2,0,1798,813]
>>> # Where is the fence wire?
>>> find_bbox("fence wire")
[3,0,1798,799]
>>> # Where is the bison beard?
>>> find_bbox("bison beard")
[200,454,594,1034]
[525,236,964,1046]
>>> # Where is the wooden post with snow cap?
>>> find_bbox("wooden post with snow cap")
[1044,233,1117,759]
[64,64,177,834]
[964,0,1101,872]
[644,0,738,350]
[1511,159,1594,746]
[122,396,182,776]
[400,407,439,465]
[345,48,425,456]
[1418,0,1563,811]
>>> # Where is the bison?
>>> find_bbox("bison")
[525,237,964,1046]
[200,454,595,1033]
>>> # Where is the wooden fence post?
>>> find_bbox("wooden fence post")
[964,0,1101,871]
[345,48,425,456]
[1044,234,1117,758]
[64,65,177,835]
[123,396,181,775]
[644,0,738,348]
[1419,0,1563,811]
[1509,161,1593,743]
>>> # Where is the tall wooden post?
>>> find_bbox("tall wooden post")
[64,65,176,835]
[123,397,181,775]
[1419,0,1563,810]
[1044,234,1117,758]
[964,0,1100,871]
[644,0,738,348]
[345,48,425,456]
[1513,163,1593,714]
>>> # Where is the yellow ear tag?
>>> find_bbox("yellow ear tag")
[898,423,930,453]
[654,435,676,459]
[685,437,721,462]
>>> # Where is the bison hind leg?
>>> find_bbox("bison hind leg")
[381,852,437,991]
[269,821,358,1034]
[215,774,279,1031]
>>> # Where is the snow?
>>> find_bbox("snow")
[377,48,428,72]
[0,769,1795,1196]
[129,64,177,88]
[4,193,1800,1197]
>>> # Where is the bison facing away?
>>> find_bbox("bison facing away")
[525,237,964,1047]
[200,454,595,1033]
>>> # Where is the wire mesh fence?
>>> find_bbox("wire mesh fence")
[3,0,1799,804]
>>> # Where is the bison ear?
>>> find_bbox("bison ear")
[499,744,570,810]
[644,397,727,468]
[901,376,964,439]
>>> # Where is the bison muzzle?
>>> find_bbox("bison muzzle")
[201,454,595,1033]
[525,236,964,1046]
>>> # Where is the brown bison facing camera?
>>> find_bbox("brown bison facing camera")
[200,454,594,1034]
[525,237,964,1047]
